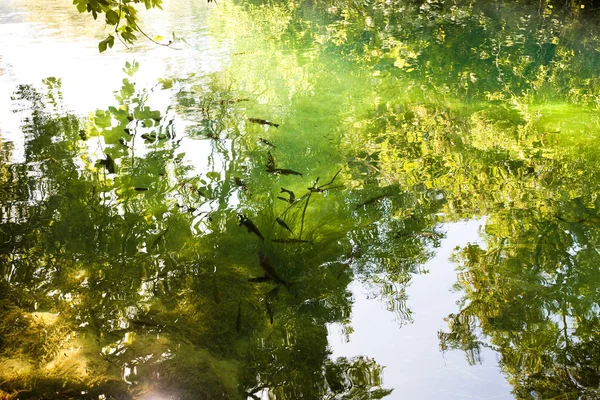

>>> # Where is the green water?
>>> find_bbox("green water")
[1,0,600,398]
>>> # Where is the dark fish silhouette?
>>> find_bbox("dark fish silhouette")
[257,251,288,287]
[265,296,274,325]
[272,238,310,244]
[280,187,295,203]
[266,152,302,176]
[259,138,276,148]
[238,214,265,241]
[275,218,294,234]
[97,154,116,174]
[266,152,276,172]
[265,286,280,325]
[248,276,272,283]
[248,118,279,128]
[272,168,302,176]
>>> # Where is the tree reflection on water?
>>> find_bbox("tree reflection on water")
[0,71,406,399]
[3,0,600,398]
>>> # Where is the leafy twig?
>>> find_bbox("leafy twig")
[133,21,182,50]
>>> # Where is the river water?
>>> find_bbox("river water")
[1,0,600,399]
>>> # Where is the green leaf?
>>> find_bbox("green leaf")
[122,60,139,76]
[120,78,135,98]
[75,0,87,13]
[98,35,114,53]
[158,78,173,89]
[94,110,113,128]
[106,9,120,25]
[206,171,221,180]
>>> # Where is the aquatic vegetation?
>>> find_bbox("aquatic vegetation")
[4,0,600,398]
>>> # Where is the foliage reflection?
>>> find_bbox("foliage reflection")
[3,0,600,398]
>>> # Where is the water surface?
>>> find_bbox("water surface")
[1,0,600,399]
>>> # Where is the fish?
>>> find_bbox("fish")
[265,152,301,176]
[272,238,310,244]
[259,138,276,148]
[275,217,294,234]
[265,286,279,325]
[248,276,272,283]
[265,297,274,325]
[280,187,295,203]
[238,214,265,241]
[272,168,303,176]
[266,152,276,172]
[97,154,116,174]
[248,118,279,128]
[257,251,288,287]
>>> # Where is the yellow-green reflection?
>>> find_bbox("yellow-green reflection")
[2,0,600,398]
